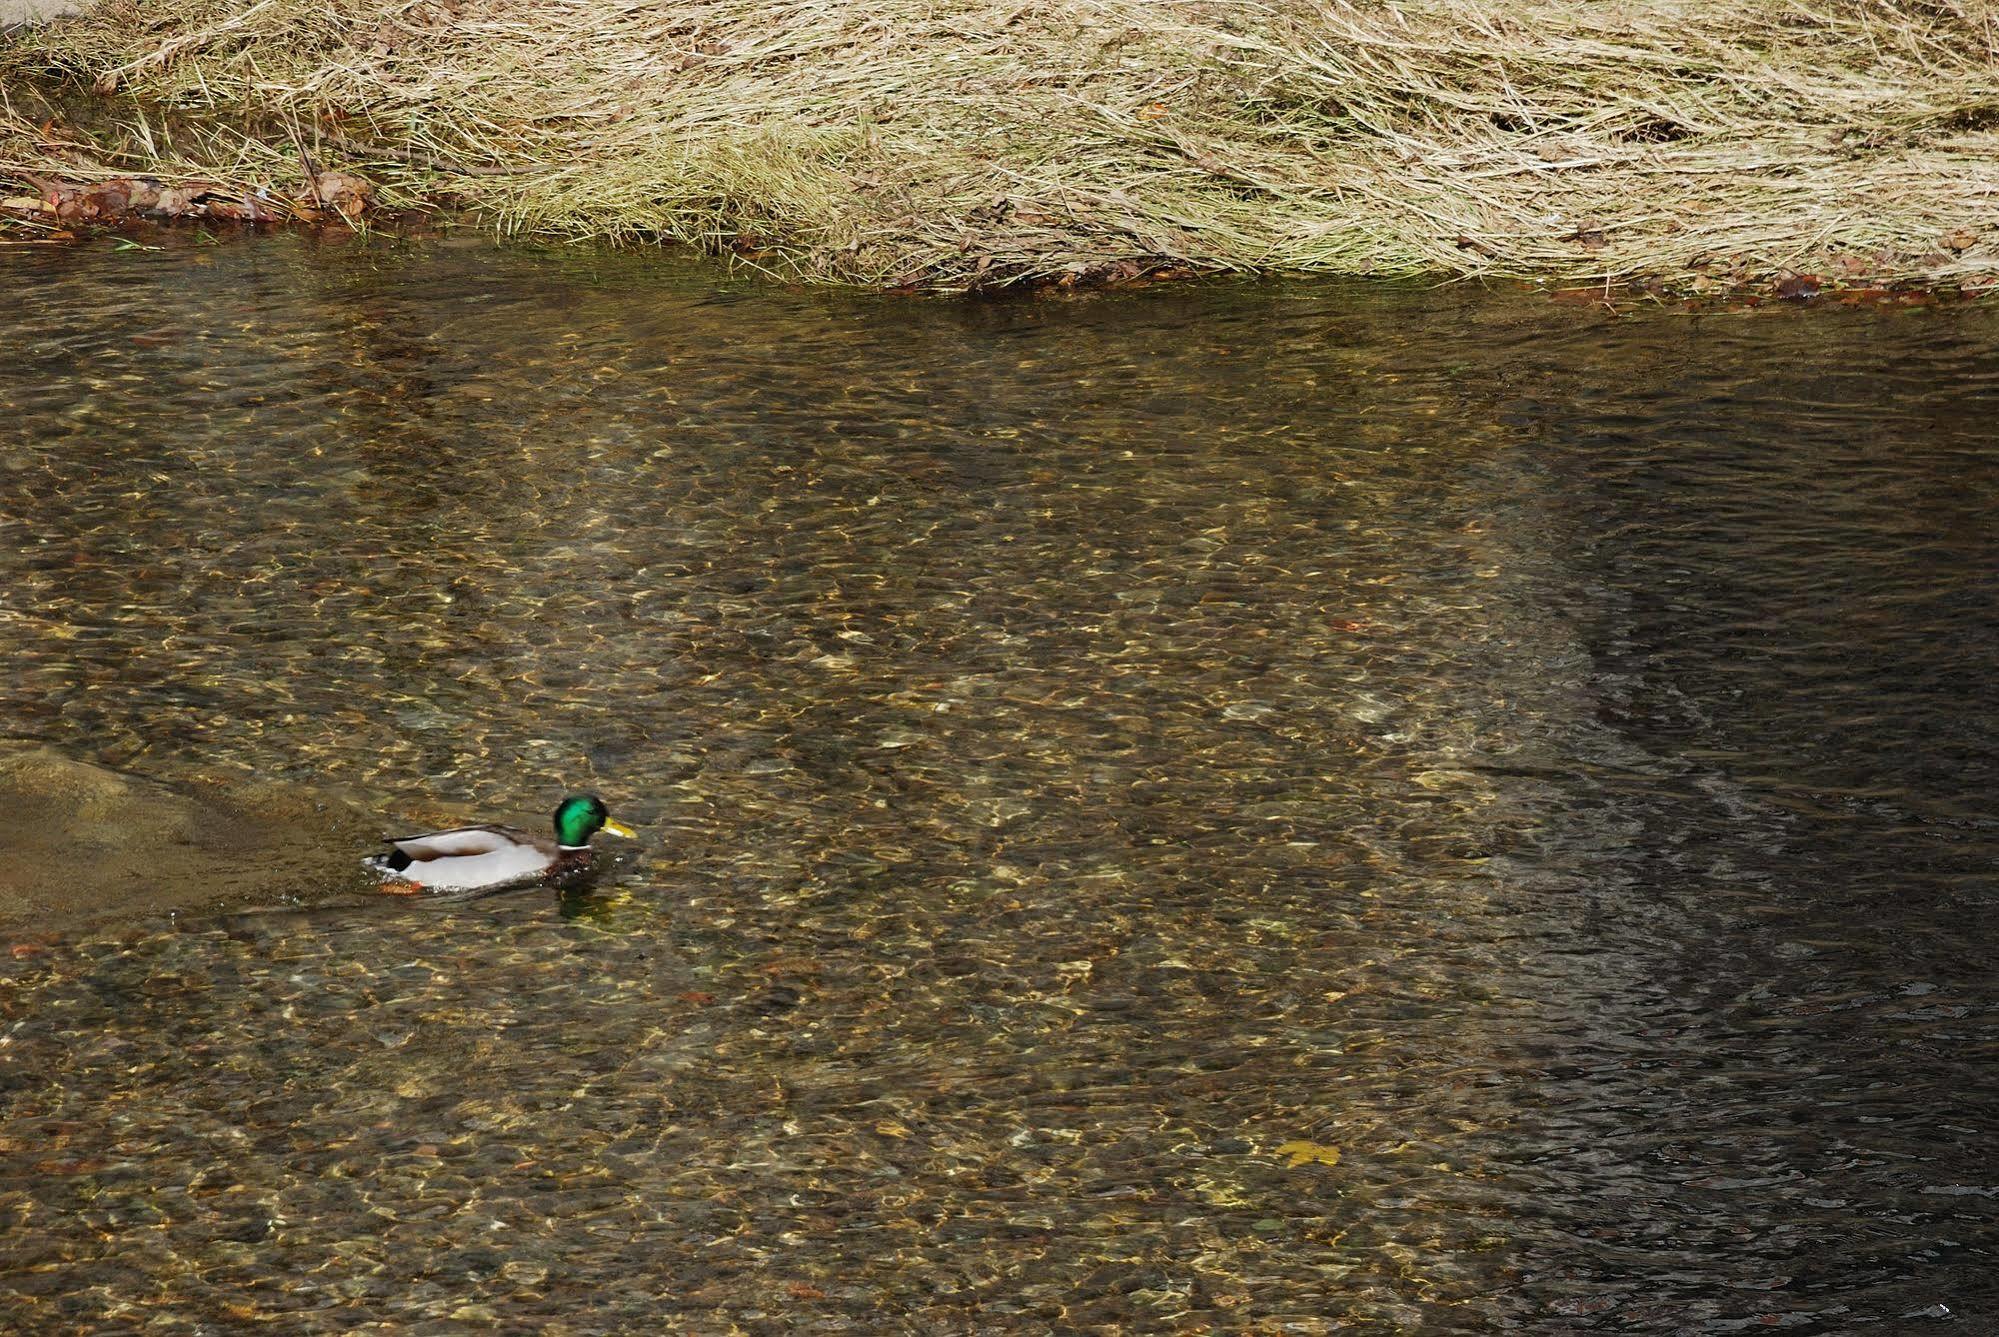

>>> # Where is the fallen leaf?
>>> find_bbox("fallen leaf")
[309,170,375,220]
[153,185,198,216]
[54,182,131,223]
[153,183,227,218]
[1274,1139,1341,1168]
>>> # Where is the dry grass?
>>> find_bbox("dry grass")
[5,0,1997,290]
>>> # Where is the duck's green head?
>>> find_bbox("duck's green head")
[553,794,636,849]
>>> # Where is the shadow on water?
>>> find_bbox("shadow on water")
[0,233,1994,1331]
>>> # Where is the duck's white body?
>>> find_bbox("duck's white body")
[363,824,569,893]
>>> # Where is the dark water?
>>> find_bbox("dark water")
[1,236,1994,1333]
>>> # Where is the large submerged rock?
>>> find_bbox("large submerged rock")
[0,745,374,931]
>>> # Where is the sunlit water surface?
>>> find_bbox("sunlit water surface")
[1,237,1995,1333]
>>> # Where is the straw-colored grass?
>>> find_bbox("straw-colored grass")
[5,0,1996,290]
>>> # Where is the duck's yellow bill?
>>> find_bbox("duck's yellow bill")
[602,820,638,839]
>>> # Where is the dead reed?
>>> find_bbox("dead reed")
[5,0,1995,290]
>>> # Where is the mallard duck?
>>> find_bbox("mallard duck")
[364,793,636,895]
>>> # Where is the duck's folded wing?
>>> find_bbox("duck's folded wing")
[373,824,554,891]
[384,824,533,861]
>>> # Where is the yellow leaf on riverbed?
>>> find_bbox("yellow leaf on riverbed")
[1274,1140,1341,1168]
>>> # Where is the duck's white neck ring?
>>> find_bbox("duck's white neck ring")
[557,844,593,853]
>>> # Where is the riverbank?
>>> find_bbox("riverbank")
[4,0,1996,294]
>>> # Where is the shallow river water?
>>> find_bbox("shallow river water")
[1,236,1994,1333]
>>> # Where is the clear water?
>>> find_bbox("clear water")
[1,235,1994,1332]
